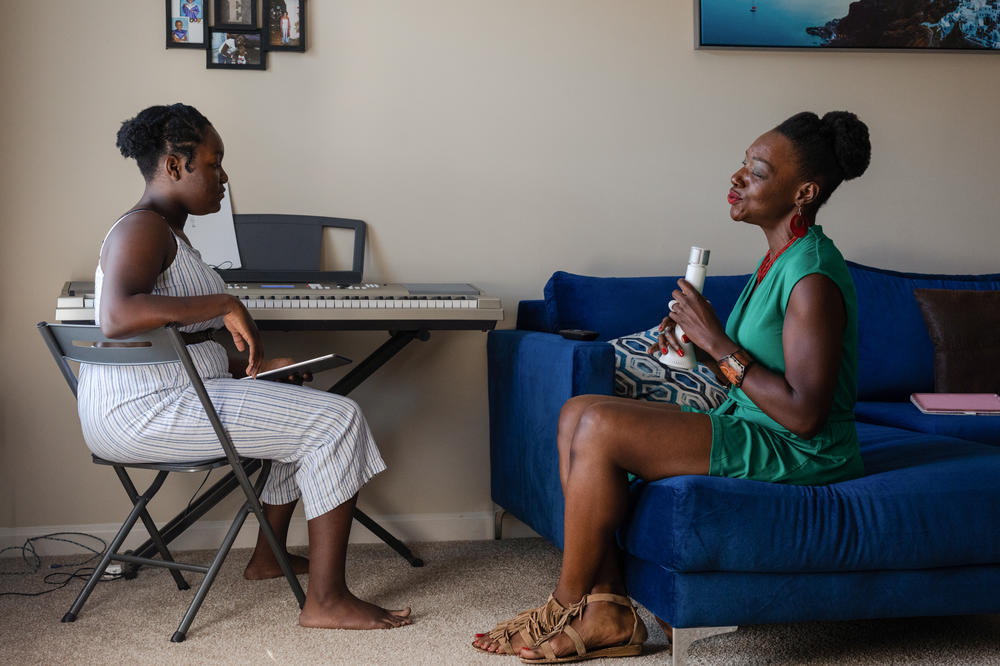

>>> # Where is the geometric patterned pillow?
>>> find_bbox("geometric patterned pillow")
[608,326,728,411]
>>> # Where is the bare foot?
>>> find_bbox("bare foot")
[299,592,412,630]
[243,552,310,580]
[518,597,636,660]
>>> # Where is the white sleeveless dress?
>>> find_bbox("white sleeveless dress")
[77,213,385,519]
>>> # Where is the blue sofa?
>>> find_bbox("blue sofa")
[488,262,1000,665]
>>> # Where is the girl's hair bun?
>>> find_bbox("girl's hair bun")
[116,106,168,160]
[115,104,210,180]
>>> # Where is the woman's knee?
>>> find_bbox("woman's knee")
[569,402,619,456]
[560,394,608,429]
[558,396,604,454]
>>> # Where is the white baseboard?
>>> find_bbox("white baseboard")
[1,510,540,557]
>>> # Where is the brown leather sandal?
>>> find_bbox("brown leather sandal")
[473,595,568,655]
[518,593,648,664]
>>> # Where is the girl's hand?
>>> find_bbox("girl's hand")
[222,296,262,377]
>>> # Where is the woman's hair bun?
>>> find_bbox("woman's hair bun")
[821,111,870,180]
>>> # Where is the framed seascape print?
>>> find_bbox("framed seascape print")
[207,28,267,70]
[696,1,1000,51]
[214,0,259,30]
[166,0,206,48]
[264,0,307,52]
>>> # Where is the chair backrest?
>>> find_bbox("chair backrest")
[37,322,241,465]
[38,323,186,397]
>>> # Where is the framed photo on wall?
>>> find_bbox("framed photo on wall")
[207,28,267,70]
[214,0,258,30]
[166,0,206,48]
[264,0,307,52]
[695,0,1000,50]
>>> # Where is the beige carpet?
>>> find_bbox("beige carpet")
[2,538,999,665]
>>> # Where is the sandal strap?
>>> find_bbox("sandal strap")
[487,594,568,651]
[532,596,587,646]
[562,624,587,657]
[581,593,645,645]
[530,593,646,660]
[583,592,632,606]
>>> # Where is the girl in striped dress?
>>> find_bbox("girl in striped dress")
[77,103,411,630]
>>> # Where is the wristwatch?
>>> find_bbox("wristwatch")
[717,349,753,388]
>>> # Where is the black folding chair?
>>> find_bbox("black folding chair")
[37,322,306,642]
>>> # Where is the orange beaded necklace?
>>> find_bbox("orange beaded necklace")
[755,236,798,286]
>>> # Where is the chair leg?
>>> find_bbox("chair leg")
[243,461,306,608]
[62,489,157,622]
[172,460,306,641]
[113,466,189,590]
[134,507,189,591]
[171,503,253,642]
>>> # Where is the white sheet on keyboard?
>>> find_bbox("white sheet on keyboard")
[185,183,242,270]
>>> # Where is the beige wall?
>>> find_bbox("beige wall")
[2,1,998,537]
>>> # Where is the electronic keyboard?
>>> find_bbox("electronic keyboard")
[55,281,503,328]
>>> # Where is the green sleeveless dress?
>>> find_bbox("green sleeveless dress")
[698,225,863,485]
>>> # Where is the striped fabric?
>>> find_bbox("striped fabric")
[77,213,385,519]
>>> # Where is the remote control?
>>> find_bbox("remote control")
[559,329,600,341]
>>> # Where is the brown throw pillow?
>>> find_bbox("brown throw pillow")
[913,288,1000,393]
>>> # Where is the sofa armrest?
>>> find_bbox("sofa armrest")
[487,330,615,545]
[515,299,549,332]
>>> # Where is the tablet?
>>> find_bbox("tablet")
[910,393,1000,415]
[243,353,352,380]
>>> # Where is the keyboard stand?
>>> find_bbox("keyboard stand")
[326,329,431,567]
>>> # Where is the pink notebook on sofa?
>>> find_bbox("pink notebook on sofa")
[910,393,1000,415]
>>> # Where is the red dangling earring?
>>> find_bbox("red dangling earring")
[790,206,807,238]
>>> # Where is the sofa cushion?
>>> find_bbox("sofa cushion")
[609,326,727,410]
[913,288,1000,393]
[543,271,749,341]
[621,423,1000,573]
[849,263,1000,401]
[855,401,1000,446]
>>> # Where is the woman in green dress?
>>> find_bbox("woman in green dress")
[473,111,871,662]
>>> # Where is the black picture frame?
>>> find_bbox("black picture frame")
[206,28,267,70]
[264,0,307,52]
[166,0,207,49]
[213,0,259,30]
[695,0,1000,51]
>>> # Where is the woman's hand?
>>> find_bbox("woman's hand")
[257,357,313,385]
[649,279,731,360]
[649,314,682,357]
[668,278,730,356]
[222,296,263,377]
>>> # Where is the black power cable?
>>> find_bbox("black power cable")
[0,532,122,598]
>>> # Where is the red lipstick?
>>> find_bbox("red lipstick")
[727,191,741,205]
